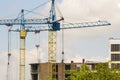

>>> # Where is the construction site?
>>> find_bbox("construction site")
[30,60,104,80]
[2,0,120,80]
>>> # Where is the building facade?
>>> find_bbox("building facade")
[109,38,120,69]
[30,61,99,80]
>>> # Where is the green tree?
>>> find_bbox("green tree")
[66,63,120,80]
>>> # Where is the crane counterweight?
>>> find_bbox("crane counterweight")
[20,30,26,38]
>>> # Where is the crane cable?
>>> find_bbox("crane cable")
[25,0,50,14]
[55,3,65,80]
[14,0,50,20]
[61,20,65,80]
[35,31,41,63]
[61,20,64,63]
[34,31,41,80]
[24,0,50,17]
[54,2,65,62]
[7,26,12,80]
[55,2,64,19]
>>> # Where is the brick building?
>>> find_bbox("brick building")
[30,61,100,80]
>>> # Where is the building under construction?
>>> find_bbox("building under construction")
[30,60,100,80]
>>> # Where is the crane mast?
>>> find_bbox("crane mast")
[0,0,111,80]
[20,9,26,80]
[48,0,57,79]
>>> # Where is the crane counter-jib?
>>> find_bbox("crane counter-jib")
[0,18,64,25]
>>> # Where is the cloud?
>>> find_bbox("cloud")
[0,48,47,80]
[0,48,83,80]
[63,49,84,63]
[0,52,7,80]
[88,56,109,62]
[0,49,108,79]
[58,0,120,37]
[1,0,120,80]
[118,3,120,8]
[56,0,116,63]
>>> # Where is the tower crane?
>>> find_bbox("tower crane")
[0,0,110,80]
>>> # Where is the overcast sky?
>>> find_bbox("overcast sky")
[0,0,120,80]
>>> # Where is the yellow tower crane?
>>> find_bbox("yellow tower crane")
[0,0,111,80]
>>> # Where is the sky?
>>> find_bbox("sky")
[0,0,120,80]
